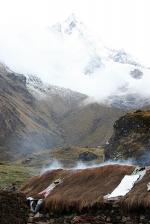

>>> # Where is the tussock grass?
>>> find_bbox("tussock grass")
[21,164,134,213]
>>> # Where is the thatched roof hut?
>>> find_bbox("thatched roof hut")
[21,164,136,213]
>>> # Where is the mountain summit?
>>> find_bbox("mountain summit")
[50,14,86,35]
[1,14,150,109]
[49,14,142,69]
[47,14,150,108]
[64,13,81,34]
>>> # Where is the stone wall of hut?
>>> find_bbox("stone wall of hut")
[92,201,150,224]
[38,201,150,224]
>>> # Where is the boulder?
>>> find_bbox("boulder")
[130,69,143,79]
[79,151,98,161]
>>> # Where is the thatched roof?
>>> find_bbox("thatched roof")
[121,168,150,211]
[21,165,134,213]
[21,169,71,198]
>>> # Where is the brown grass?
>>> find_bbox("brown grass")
[20,169,71,198]
[21,165,134,213]
[121,169,150,211]
[130,110,150,118]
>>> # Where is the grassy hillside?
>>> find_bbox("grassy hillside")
[0,63,124,161]
[1,63,150,166]
[19,146,104,168]
[0,146,104,188]
[61,103,124,146]
[0,163,38,188]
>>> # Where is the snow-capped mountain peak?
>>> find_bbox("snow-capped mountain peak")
[49,14,144,71]
[20,14,150,109]
[65,13,78,25]
[48,14,106,75]
[50,14,84,36]
[64,13,80,34]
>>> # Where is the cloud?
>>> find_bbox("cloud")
[0,0,150,64]
[0,0,150,103]
[0,20,150,103]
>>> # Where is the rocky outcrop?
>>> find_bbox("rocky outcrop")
[105,110,150,164]
[130,68,143,79]
[79,151,98,161]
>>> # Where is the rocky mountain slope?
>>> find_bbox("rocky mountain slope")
[105,110,150,164]
[0,63,63,160]
[0,63,123,161]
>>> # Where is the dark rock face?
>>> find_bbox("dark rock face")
[111,49,140,66]
[0,190,29,224]
[7,72,26,85]
[130,69,143,79]
[105,110,150,164]
[107,93,150,110]
[79,151,98,161]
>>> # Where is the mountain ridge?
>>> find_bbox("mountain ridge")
[0,63,124,161]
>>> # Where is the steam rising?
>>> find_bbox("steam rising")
[41,158,135,173]
[41,160,63,174]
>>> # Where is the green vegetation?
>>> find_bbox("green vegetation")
[0,163,38,188]
[20,146,104,168]
[0,147,104,188]
[51,146,104,166]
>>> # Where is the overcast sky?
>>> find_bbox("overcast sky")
[0,0,150,66]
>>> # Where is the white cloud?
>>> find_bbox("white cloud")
[0,0,150,63]
[0,0,150,101]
